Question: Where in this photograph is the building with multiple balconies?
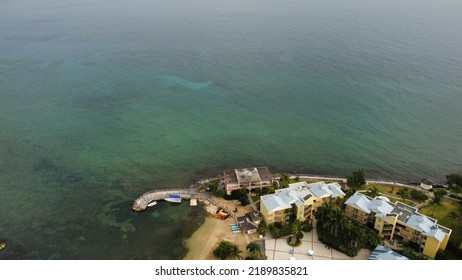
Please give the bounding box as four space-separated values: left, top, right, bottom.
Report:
260 181 345 224
345 192 452 259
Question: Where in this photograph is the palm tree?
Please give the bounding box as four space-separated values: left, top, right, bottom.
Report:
447 211 459 228
396 188 408 202
332 208 346 236
213 241 243 260
315 203 335 233
431 195 442 216
368 186 380 198
228 244 243 260
291 220 302 238
246 242 260 253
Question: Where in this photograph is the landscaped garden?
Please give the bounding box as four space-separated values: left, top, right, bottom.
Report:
315 203 381 257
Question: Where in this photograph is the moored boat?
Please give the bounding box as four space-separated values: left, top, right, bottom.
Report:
164 194 182 203
147 201 158 207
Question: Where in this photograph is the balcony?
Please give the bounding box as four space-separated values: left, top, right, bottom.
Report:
382 229 393 235
383 224 393 230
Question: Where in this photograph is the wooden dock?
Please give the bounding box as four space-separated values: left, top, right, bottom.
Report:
131 188 209 212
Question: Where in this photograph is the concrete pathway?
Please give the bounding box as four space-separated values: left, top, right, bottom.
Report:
264 223 370 260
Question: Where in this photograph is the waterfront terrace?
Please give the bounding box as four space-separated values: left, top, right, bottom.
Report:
223 167 272 195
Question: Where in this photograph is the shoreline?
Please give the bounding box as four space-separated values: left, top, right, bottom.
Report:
182 197 252 260
179 173 433 260
182 216 216 260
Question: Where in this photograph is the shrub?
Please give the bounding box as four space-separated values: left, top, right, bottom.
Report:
410 189 429 202
400 247 424 260
269 222 292 239
258 221 267 236
346 169 366 189
208 179 219 192
214 189 225 198
288 235 301 246
435 190 448 196
229 189 250 206
435 249 448 260
301 221 313 232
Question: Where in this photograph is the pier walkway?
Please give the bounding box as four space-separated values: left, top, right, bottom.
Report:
132 188 210 212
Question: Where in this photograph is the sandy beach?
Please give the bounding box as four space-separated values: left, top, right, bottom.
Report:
183 197 255 260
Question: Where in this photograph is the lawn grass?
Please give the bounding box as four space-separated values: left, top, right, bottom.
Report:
419 198 462 245
361 183 420 206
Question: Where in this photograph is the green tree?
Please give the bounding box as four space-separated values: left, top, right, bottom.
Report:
214 189 225 198
396 188 409 202
447 211 459 228
315 203 380 256
367 186 380 198
315 203 336 233
447 173 462 188
291 220 302 237
346 169 366 189
434 190 447 197
431 193 443 216
228 244 243 260
401 246 423 260
231 188 250 206
246 250 263 260
452 185 462 194
213 241 243 260
258 220 267 236
289 204 298 222
245 242 263 260
246 242 260 253
280 174 290 189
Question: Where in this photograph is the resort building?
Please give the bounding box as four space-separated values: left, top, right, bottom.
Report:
223 167 272 195
345 193 452 259
260 181 345 224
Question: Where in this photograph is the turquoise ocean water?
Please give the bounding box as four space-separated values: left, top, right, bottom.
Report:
1 0 461 259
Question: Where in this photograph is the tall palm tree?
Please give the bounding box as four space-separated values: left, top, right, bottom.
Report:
213 241 243 260
343 220 366 248
291 220 302 238
368 186 380 198
431 195 442 216
228 244 243 260
396 188 408 202
315 203 335 233
333 208 345 236
447 211 459 228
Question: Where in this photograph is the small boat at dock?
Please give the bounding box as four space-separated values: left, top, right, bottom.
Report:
147 201 158 207
164 194 182 203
